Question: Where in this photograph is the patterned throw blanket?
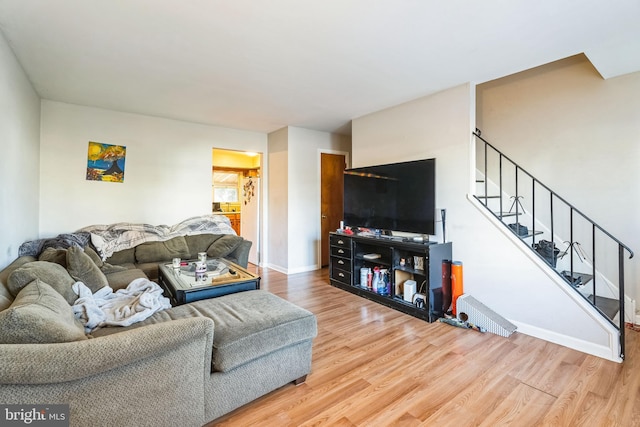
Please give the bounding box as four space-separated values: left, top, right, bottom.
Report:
19 215 236 260
79 215 236 260
18 232 92 257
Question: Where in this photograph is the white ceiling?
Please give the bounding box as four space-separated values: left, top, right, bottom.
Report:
1 1 639 136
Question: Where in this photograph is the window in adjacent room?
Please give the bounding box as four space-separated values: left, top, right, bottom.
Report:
212 171 240 202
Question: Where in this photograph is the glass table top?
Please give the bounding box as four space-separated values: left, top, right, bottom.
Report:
160 258 256 291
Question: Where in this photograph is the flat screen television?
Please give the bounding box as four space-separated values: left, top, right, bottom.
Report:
343 158 436 235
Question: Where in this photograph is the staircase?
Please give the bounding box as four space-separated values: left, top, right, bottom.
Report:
473 130 634 359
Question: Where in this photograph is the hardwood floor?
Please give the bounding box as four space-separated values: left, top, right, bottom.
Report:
208 267 640 426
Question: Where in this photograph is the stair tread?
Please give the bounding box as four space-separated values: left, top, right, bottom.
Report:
517 231 544 238
561 271 593 287
474 153 623 332
587 294 619 320
495 212 519 217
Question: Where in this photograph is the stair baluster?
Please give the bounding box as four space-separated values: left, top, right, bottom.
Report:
473 130 634 359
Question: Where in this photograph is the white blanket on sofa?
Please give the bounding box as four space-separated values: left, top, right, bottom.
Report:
79 214 236 260
72 279 171 333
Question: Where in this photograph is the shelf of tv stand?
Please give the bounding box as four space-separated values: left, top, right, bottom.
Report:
353 255 391 267
328 232 452 322
333 281 434 322
393 265 426 276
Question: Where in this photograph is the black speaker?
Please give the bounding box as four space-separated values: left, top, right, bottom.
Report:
441 259 452 314
430 287 443 318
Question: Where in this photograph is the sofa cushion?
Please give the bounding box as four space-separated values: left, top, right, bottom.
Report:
0 286 12 312
185 234 222 258
38 248 68 267
66 246 109 292
105 247 136 265
206 235 243 259
0 256 36 311
7 261 78 305
104 268 147 291
135 236 191 264
135 262 160 281
117 290 317 372
195 291 317 372
101 262 134 274
0 279 87 344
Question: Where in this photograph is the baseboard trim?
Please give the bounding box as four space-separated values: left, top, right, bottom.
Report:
512 320 622 363
264 263 319 275
287 264 320 275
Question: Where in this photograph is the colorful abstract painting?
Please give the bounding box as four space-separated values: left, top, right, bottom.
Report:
86 141 126 183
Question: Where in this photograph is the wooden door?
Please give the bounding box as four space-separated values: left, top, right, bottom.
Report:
321 153 346 267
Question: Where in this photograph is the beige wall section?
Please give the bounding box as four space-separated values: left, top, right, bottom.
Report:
477 54 640 304
352 83 613 358
39 101 267 236
267 127 289 272
288 127 351 273
0 30 41 269
267 126 351 274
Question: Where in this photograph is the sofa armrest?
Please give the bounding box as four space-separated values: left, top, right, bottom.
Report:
0 317 213 385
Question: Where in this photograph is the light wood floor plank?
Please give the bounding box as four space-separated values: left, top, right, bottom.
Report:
477 383 556 426
206 267 640 427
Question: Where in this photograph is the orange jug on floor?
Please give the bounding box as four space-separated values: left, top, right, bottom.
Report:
451 261 464 315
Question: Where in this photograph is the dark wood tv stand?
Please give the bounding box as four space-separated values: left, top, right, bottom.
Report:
329 232 452 322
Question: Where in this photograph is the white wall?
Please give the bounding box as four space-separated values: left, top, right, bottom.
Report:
0 30 41 269
477 55 640 304
39 101 267 236
352 83 614 359
267 127 289 271
267 126 351 273
353 84 475 247
288 127 351 273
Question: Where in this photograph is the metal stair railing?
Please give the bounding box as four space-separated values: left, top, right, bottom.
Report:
473 130 634 359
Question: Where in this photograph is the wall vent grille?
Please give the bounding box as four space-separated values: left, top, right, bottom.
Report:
457 294 517 337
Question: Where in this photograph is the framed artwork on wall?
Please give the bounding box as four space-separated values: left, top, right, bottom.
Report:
86 141 126 183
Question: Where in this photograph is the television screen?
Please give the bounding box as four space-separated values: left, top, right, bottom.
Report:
343 158 436 235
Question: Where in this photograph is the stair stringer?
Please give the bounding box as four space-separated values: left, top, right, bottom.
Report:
468 194 623 362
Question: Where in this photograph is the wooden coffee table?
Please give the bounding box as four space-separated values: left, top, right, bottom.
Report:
158 258 260 305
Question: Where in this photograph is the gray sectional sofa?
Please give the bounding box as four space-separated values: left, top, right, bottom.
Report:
99 233 253 284
0 236 318 426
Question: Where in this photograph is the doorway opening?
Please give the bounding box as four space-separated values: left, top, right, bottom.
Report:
212 148 262 266
320 151 348 267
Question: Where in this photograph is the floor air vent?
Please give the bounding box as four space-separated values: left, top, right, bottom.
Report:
457 294 517 337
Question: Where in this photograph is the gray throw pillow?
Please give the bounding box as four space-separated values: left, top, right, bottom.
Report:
0 256 36 311
206 235 243 258
38 248 68 267
0 279 87 344
8 261 77 305
84 247 104 268
66 246 109 293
